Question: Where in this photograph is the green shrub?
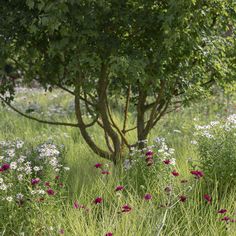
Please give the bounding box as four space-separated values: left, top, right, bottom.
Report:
194 114 236 189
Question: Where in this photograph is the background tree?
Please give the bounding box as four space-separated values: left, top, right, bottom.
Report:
0 0 236 163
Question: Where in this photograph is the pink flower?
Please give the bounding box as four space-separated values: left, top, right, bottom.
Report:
179 195 187 202
163 159 171 164
59 229 64 234
31 178 40 185
144 193 152 201
122 204 132 213
0 168 3 172
230 219 236 223
94 197 103 204
218 209 227 214
95 163 102 168
171 170 179 177
146 150 153 156
44 182 50 187
55 175 60 180
73 201 79 209
115 185 124 191
221 216 230 222
190 170 204 179
101 170 111 175
105 233 113 236
1 163 10 171
203 194 211 203
46 189 55 196
59 183 64 187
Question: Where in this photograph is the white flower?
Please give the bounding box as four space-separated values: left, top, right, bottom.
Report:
16 140 24 149
64 167 70 171
10 162 17 170
6 196 13 202
0 184 7 190
18 174 24 181
0 178 3 184
38 189 46 195
16 193 24 199
33 166 40 172
191 140 198 145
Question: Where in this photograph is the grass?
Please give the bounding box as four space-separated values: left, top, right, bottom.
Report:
0 88 235 236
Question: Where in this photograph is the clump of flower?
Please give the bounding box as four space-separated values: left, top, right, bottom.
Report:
0 139 69 209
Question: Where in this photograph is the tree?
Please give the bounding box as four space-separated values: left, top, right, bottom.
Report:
0 0 236 163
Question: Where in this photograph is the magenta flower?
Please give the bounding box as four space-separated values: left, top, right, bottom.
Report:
73 201 79 209
1 163 10 171
203 194 211 204
59 229 64 234
144 193 152 201
31 178 40 185
218 209 227 214
122 204 132 213
163 159 171 164
94 197 103 204
44 181 50 187
47 189 55 196
105 233 113 236
95 163 102 168
0 168 3 172
171 170 179 177
115 185 124 191
179 195 187 202
221 216 230 222
101 170 111 175
55 175 60 180
190 170 204 179
146 150 153 156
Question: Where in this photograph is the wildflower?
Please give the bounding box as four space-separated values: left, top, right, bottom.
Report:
171 170 179 177
1 163 10 171
59 229 64 234
122 204 132 213
44 182 50 187
163 159 171 164
10 162 17 170
95 163 102 168
6 196 13 202
94 197 103 204
190 170 204 179
144 193 152 201
203 194 211 204
0 178 3 184
146 150 153 157
31 178 40 185
101 170 111 175
221 216 230 222
73 201 79 209
55 175 60 180
179 195 187 202
218 209 227 214
105 233 113 236
59 183 64 187
47 189 55 196
115 185 124 191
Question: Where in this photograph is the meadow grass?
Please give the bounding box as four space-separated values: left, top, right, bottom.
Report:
0 89 235 236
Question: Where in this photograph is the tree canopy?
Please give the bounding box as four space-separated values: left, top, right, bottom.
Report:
0 0 236 162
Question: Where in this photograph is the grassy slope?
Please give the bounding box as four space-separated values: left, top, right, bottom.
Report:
0 89 235 236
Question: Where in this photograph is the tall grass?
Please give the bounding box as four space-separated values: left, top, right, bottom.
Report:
0 89 235 236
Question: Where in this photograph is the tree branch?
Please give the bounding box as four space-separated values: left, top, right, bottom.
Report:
0 96 79 127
